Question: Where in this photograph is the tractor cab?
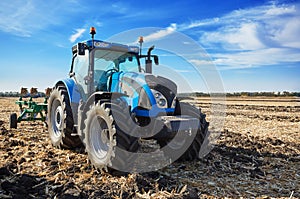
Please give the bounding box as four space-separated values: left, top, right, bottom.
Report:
68 27 174 118
69 28 157 95
69 38 141 95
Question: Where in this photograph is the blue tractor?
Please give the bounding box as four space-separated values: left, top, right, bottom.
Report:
47 27 208 171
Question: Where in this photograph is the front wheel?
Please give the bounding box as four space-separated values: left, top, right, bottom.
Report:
158 102 209 161
83 102 116 170
82 100 140 172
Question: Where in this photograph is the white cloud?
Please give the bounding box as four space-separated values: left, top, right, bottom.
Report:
189 59 213 66
205 3 299 50
69 28 86 43
0 0 80 37
227 23 265 50
201 22 265 50
142 23 177 43
178 2 300 70
95 21 103 27
265 4 296 15
179 18 220 30
174 69 194 73
213 48 300 70
0 1 35 37
270 17 300 48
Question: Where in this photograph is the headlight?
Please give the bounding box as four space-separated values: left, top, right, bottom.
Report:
158 98 166 107
151 89 168 108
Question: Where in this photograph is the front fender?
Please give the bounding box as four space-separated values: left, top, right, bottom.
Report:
85 92 127 106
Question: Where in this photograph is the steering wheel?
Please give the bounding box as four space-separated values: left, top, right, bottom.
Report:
105 68 118 77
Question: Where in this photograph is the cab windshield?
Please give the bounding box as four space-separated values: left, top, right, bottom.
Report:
93 49 139 73
93 49 140 91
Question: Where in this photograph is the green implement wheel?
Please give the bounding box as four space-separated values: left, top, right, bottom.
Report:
9 113 18 129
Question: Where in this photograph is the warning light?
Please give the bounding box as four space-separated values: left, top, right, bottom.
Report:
90 27 96 35
138 36 143 44
138 36 143 55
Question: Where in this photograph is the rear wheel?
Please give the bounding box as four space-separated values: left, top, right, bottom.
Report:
47 87 81 148
158 101 208 161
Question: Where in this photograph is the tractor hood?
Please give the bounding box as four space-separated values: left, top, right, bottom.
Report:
116 72 177 113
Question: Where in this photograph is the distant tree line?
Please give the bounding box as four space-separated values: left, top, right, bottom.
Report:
0 92 46 97
1 91 299 97
226 91 300 97
179 91 300 97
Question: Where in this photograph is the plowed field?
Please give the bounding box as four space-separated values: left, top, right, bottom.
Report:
0 97 299 198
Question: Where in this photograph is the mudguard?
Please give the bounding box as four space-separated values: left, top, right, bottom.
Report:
119 72 156 107
55 78 81 104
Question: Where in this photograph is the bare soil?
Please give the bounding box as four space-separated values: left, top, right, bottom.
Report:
0 97 299 198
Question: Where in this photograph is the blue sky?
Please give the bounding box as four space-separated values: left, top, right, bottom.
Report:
0 0 299 93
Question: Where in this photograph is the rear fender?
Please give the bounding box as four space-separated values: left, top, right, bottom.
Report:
55 78 81 104
54 78 82 125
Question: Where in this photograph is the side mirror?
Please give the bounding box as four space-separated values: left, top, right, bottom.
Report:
153 55 159 65
78 43 85 55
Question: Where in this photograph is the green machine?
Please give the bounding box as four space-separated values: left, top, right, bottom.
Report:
9 88 51 129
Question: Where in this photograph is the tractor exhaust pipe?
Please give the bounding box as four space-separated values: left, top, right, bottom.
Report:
146 45 155 74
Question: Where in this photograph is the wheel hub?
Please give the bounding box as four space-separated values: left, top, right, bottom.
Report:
51 99 64 138
90 116 110 159
55 106 63 129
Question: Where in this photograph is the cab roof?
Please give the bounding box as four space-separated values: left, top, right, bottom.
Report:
72 39 139 55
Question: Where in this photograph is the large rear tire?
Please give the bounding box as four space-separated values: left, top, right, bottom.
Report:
158 101 208 161
82 100 139 171
47 87 81 148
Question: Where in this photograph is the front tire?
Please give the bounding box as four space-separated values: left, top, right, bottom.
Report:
158 101 208 161
83 102 116 170
82 100 139 172
47 87 81 148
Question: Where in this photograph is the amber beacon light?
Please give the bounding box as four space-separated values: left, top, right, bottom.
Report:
90 27 96 35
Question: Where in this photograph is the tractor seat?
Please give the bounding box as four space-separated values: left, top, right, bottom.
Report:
94 70 108 91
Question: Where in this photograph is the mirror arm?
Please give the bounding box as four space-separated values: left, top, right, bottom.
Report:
69 54 77 77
